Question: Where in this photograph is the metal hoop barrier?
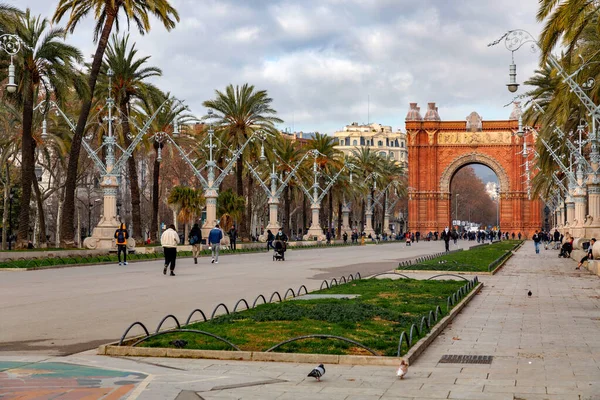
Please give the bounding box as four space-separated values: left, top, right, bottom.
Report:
320 280 330 290
347 274 354 281
425 273 469 281
355 272 361 279
118 322 150 346
252 294 267 308
233 298 250 312
155 314 181 333
396 331 411 357
185 309 208 325
330 278 338 287
297 285 308 295
435 305 443 320
210 303 230 320
131 329 242 351
269 291 282 303
265 334 380 356
284 288 296 299
340 275 347 284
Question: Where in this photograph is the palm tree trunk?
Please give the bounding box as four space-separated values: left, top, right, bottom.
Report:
151 146 161 242
61 14 116 247
284 185 290 237
236 156 244 196
302 194 307 235
245 174 253 239
2 177 8 250
361 200 365 232
337 200 342 239
328 191 333 234
32 168 47 248
120 101 142 241
382 190 387 234
17 84 34 248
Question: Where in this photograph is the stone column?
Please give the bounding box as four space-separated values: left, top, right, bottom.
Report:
201 188 218 239
383 212 391 235
565 196 575 233
587 184 600 224
364 192 375 237
84 174 132 249
304 203 324 240
341 203 351 233
266 198 280 230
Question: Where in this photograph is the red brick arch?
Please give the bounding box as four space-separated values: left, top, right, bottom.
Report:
406 106 542 237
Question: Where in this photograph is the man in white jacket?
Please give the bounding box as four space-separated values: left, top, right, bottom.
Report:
161 224 179 276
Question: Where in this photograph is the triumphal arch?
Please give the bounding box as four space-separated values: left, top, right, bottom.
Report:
405 102 542 236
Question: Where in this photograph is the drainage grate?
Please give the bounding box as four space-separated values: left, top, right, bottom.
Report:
439 355 493 364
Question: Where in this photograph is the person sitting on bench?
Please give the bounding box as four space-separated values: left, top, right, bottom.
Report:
577 238 596 270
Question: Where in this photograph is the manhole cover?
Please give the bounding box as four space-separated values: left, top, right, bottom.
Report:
292 294 360 300
439 355 493 364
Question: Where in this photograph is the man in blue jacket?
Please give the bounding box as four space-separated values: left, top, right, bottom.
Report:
208 223 223 264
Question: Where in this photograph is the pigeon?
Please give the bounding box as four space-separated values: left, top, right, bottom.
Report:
308 364 325 381
527 290 532 297
170 339 188 348
396 360 409 379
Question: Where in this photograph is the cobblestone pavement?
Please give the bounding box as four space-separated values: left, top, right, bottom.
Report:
2 241 599 399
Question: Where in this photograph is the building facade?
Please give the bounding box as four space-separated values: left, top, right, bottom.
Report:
333 123 407 166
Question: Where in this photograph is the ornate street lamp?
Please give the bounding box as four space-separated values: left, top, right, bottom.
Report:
0 34 21 93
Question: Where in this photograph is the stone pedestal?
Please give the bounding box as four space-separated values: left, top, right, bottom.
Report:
341 204 351 234
201 189 218 239
364 211 375 237
565 200 575 233
383 213 391 235
259 199 281 242
304 203 325 240
572 193 587 238
84 177 135 250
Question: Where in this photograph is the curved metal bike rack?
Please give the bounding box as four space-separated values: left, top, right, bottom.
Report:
320 280 330 290
297 285 308 295
265 334 380 356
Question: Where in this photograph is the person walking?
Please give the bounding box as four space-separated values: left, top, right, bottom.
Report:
208 223 223 264
343 231 348 244
532 230 541 254
577 238 595 269
266 229 275 251
188 223 202 264
275 227 288 242
161 224 179 276
441 226 451 252
114 223 129 266
228 225 238 251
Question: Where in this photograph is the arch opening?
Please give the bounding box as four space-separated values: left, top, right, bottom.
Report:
450 164 499 230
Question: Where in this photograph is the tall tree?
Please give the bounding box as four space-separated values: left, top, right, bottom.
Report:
202 84 283 238
53 0 179 247
167 185 204 243
101 34 161 242
11 10 86 248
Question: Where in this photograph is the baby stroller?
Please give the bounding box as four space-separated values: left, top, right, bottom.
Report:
273 240 286 261
558 241 573 258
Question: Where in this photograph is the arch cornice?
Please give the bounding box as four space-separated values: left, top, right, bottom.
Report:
439 152 509 193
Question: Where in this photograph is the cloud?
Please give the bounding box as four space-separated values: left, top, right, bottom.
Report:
15 0 542 133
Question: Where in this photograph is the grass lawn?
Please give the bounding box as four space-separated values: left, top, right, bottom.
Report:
398 240 522 272
136 278 470 356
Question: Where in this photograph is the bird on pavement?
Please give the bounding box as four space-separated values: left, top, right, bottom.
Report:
396 360 409 379
527 290 532 297
308 364 325 381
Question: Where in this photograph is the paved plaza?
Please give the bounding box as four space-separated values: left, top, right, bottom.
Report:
2 241 600 399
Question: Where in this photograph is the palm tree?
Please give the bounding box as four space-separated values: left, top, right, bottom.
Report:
0 3 22 33
350 147 380 231
377 157 405 233
167 185 204 244
217 188 245 233
101 34 161 242
53 0 179 247
274 136 305 236
306 133 344 231
202 84 283 238
11 10 86 248
537 0 600 62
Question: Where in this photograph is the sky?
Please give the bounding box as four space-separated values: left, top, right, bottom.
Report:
14 0 541 134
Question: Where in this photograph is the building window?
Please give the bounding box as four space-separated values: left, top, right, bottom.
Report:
389 151 394 159
401 141 405 148
378 140 383 147
379 151 387 158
